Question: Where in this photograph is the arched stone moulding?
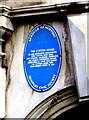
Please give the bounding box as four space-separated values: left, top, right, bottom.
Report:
25 85 78 119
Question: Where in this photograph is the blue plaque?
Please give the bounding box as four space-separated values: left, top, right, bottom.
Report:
23 24 62 92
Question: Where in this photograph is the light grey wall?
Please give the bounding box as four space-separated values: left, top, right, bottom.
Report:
87 13 89 93
5 20 73 118
0 0 88 118
68 13 88 99
0 0 87 8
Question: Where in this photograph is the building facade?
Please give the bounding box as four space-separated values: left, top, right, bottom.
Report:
0 0 89 119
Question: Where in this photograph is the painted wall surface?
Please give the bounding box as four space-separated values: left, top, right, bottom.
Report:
5 13 88 117
0 0 88 118
87 13 89 84
68 13 88 98
0 0 87 8
0 68 5 118
5 20 73 118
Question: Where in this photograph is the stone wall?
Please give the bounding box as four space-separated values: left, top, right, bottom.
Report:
0 0 86 8
68 13 88 98
0 0 88 118
5 19 72 118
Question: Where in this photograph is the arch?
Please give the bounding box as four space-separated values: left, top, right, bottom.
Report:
25 85 79 119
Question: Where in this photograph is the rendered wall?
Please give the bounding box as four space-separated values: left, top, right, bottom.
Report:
5 14 88 118
68 13 88 98
0 0 87 8
0 0 88 118
5 19 74 118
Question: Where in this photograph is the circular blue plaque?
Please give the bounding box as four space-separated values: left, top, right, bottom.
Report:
23 24 62 92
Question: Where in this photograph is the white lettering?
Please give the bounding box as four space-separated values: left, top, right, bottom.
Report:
26 48 59 68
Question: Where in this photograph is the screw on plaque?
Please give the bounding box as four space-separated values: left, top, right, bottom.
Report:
59 55 62 57
24 58 26 61
41 23 44 26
